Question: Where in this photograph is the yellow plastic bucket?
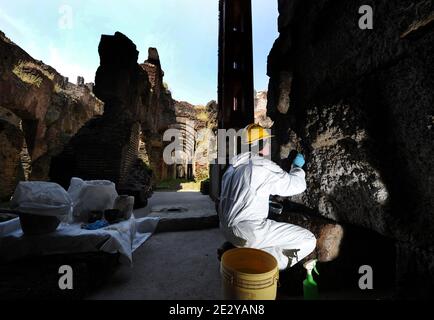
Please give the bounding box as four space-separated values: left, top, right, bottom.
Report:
220 248 279 300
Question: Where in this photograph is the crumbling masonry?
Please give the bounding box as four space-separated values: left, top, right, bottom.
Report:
50 32 152 207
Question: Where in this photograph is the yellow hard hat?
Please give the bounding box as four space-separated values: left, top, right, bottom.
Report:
242 124 274 145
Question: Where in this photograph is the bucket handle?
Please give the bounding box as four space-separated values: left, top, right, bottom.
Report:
274 274 280 287
222 269 279 289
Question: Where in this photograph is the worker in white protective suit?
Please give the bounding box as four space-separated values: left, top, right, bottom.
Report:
218 124 317 270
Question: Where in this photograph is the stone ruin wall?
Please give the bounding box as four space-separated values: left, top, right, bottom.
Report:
267 0 433 297
0 30 103 201
139 51 217 183
138 48 176 182
49 32 153 206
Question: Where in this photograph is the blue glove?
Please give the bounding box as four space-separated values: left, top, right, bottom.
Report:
292 153 305 168
82 219 109 230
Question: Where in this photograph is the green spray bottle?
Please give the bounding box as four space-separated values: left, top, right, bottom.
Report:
303 259 319 300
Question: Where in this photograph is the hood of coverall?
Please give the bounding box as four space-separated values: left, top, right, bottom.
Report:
231 152 253 168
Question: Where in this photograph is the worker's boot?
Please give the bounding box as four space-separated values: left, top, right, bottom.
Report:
217 241 236 261
282 249 300 268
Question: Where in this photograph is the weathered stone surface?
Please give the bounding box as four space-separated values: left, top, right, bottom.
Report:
49 32 156 205
95 32 148 119
0 30 103 195
276 71 292 114
50 33 151 201
118 159 153 209
267 0 433 298
254 91 274 128
50 113 142 185
270 208 343 262
139 49 176 181
303 103 390 235
195 101 218 180
139 50 217 182
0 119 24 201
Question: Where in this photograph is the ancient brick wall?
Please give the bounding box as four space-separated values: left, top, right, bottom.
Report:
120 122 141 185
50 32 151 203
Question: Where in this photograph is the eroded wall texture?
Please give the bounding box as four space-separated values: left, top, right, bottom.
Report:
49 32 153 207
0 31 103 201
267 0 433 297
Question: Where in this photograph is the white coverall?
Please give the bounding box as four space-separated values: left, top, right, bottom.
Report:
218 152 316 270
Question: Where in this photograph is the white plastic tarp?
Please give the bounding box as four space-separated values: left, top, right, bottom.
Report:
10 181 73 217
0 215 159 266
68 178 118 222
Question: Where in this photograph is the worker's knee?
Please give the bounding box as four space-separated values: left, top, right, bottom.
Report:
278 257 290 270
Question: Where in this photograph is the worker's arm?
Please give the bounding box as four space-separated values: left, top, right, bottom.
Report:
264 152 307 197
269 166 307 197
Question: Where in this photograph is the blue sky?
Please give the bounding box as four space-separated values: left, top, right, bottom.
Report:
0 0 278 105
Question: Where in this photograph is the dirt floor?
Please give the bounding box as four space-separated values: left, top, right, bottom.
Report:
88 228 225 300
88 191 223 300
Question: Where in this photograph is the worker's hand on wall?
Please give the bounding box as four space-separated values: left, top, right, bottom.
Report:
292 153 305 168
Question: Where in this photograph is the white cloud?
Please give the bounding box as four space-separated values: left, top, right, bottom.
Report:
47 45 96 84
0 8 44 58
0 9 30 37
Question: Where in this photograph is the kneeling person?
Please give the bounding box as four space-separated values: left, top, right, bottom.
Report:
218 124 316 270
